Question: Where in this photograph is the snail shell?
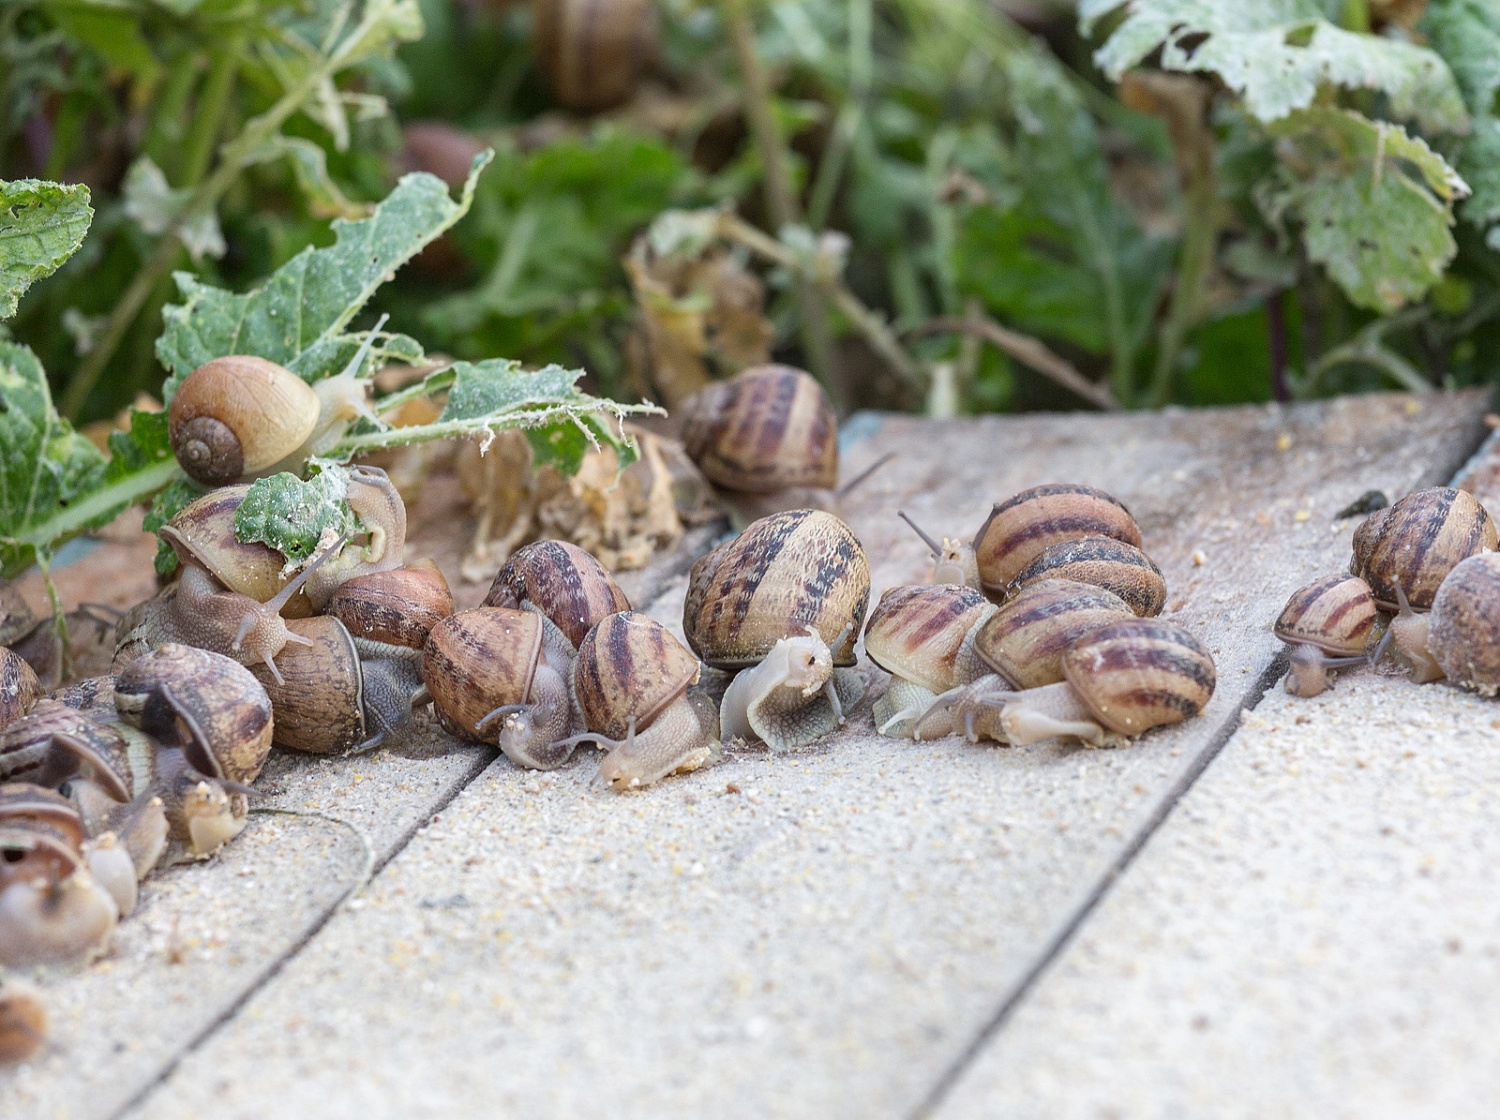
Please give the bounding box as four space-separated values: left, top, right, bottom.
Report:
159 485 314 616
1 648 42 732
679 365 839 495
327 560 455 658
974 578 1136 691
0 581 36 647
483 540 630 650
684 509 870 670
1006 536 1166 617
1429 553 1500 695
863 585 997 737
1060 618 1216 735
168 356 320 486
573 612 700 742
1274 574 1376 656
973 484 1143 602
1350 486 1497 611
533 0 660 113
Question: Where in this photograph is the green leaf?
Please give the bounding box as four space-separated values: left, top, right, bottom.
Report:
156 150 495 399
1083 0 1468 131
144 477 208 577
1266 109 1468 312
235 465 361 564
439 360 585 421
1421 0 1500 238
0 179 93 320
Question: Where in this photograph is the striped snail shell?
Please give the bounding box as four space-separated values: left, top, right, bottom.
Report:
1428 553 1500 695
250 616 373 755
168 356 320 486
862 585 997 738
679 365 839 496
158 485 315 616
327 560 455 659
972 484 1143 602
1060 619 1216 735
483 540 630 650
1006 536 1166 617
973 578 1136 691
1274 574 1377 697
533 0 660 112
684 509 869 669
0 649 42 733
1351 486 1496 612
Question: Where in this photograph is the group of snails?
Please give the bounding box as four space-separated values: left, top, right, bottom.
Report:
1274 486 1500 698
0 355 1222 1066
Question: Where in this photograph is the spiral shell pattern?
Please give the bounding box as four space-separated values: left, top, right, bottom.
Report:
573 612 700 741
1273 574 1375 656
1007 536 1165 617
679 365 838 494
1351 487 1497 611
863 584 996 694
974 578 1135 690
483 540 629 649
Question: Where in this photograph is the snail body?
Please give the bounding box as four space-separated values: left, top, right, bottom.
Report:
570 612 720 789
1274 574 1376 696
1351 486 1496 612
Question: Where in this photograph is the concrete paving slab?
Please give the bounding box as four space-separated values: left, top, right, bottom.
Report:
97 391 1490 1120
928 408 1500 1120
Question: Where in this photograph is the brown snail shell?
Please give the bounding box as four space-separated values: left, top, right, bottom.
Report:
973 484 1143 602
1429 553 1500 695
114 644 274 786
1061 618 1216 735
0 700 136 799
423 608 544 743
1 648 42 732
168 356 320 485
533 0 660 113
327 560 454 655
1351 486 1497 611
483 540 630 650
250 616 365 754
160 485 314 617
573 612 700 742
684 509 870 670
0 783 85 852
1274 574 1376 656
1006 536 1166 617
679 366 838 495
863 585 997 696
974 578 1136 691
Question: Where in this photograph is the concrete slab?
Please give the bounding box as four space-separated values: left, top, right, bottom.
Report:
87 391 1490 1120
927 407 1500 1120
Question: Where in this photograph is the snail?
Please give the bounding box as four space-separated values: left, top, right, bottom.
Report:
250 615 427 754
1381 553 1500 692
1006 536 1166 617
168 328 385 487
967 618 1216 747
0 980 47 1064
423 607 580 770
564 612 721 789
0 861 117 969
0 783 141 915
1273 574 1377 696
2 647 43 730
533 0 660 113
862 584 997 738
302 465 408 610
897 513 981 588
0 580 36 647
1351 486 1496 612
482 539 630 651
684 509 870 751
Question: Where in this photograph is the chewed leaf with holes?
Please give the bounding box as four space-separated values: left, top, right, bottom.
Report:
0 179 93 320
235 465 361 564
1081 0 1467 130
1265 109 1469 312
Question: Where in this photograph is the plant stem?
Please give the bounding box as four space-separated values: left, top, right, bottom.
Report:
1148 162 1216 407
329 403 665 456
719 0 840 403
63 13 390 420
20 458 183 560
917 315 1119 410
180 42 241 187
1267 289 1290 402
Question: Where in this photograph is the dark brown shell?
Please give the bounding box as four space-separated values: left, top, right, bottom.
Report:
483 541 630 649
169 356 319 485
160 486 314 617
1429 553 1500 693
250 616 365 754
863 584 996 694
534 0 660 113
0 700 136 800
684 509 870 669
679 366 838 494
0 649 42 731
573 612 700 741
975 578 1135 690
1007 536 1166 617
327 560 454 653
1274 574 1376 656
1351 487 1497 611
973 484 1143 602
422 608 542 742
114 644 274 785
48 675 116 717
1062 619 1216 735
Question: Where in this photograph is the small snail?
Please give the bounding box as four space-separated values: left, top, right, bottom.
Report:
898 513 981 588
566 612 720 789
0 980 47 1064
0 580 36 647
972 484 1144 603
302 465 408 610
423 608 579 770
1273 574 1376 696
533 0 660 113
684 510 869 751
0 785 140 913
863 584 997 738
1006 536 1166 617
1351 486 1496 612
482 540 630 651
250 615 427 754
1385 553 1500 693
1 647 42 731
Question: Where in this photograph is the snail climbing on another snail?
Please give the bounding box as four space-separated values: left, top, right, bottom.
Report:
1378 553 1500 693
